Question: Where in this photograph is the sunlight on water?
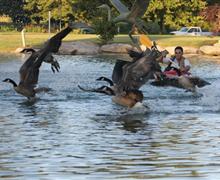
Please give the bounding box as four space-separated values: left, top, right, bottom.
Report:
0 54 220 179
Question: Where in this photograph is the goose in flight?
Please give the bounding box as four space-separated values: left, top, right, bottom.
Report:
3 23 88 99
78 47 164 108
20 47 60 73
125 47 211 92
109 0 150 49
151 74 211 92
110 0 150 31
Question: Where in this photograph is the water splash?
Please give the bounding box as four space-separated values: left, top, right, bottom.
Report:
199 79 220 112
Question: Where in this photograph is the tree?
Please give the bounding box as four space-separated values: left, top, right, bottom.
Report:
206 0 220 5
24 0 73 28
145 0 207 33
0 0 28 31
67 0 109 23
201 5 220 32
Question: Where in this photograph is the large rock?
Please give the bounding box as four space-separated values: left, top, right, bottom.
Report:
200 45 220 56
15 47 25 53
100 43 133 53
183 46 199 54
213 40 220 47
59 41 100 55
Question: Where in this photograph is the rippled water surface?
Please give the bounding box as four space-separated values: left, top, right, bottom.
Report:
1 53 220 180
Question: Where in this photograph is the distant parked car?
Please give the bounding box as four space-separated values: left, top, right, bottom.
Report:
80 27 95 34
170 27 213 36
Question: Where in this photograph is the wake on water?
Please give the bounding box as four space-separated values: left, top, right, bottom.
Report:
199 79 220 112
124 77 220 115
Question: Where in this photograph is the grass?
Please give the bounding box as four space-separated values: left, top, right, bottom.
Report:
0 31 219 53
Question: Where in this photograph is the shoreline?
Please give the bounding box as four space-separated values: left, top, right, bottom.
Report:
2 40 220 58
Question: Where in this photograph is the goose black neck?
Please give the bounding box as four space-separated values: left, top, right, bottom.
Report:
9 79 17 87
103 77 114 86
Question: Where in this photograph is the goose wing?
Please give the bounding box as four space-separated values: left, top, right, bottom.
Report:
112 59 129 85
109 0 129 14
19 26 73 88
119 56 154 90
118 51 161 90
150 76 182 88
188 77 211 88
42 26 72 53
19 50 48 88
112 49 146 85
129 0 150 18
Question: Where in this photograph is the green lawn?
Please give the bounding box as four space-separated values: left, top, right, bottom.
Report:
0 31 219 53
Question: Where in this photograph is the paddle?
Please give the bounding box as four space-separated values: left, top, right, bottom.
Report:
139 34 180 71
139 34 152 49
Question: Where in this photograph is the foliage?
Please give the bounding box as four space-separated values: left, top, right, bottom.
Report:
0 0 218 33
0 15 12 23
93 18 117 44
144 21 161 34
145 0 207 33
68 0 108 23
24 0 73 27
0 23 15 32
91 6 118 44
0 0 28 31
206 0 220 5
201 5 220 32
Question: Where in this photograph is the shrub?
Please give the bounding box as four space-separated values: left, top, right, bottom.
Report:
0 23 16 32
93 19 117 44
144 21 161 34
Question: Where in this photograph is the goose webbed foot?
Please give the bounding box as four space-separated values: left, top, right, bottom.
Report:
51 59 60 73
44 54 60 73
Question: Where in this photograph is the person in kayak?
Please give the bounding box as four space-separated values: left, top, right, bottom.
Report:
159 46 191 77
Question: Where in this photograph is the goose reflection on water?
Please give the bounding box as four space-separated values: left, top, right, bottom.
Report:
117 114 148 133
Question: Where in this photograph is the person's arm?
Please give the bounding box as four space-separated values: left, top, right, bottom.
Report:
157 57 171 64
156 50 169 63
180 58 191 73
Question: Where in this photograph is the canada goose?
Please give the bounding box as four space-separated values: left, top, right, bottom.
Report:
109 0 150 33
129 47 211 92
112 89 144 108
96 76 114 86
78 85 115 96
3 23 88 99
151 74 211 92
109 0 150 49
78 47 163 108
20 47 60 73
116 48 163 92
97 1 150 50
20 47 36 54
78 83 143 108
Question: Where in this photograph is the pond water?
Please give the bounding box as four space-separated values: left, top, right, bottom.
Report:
0 53 220 180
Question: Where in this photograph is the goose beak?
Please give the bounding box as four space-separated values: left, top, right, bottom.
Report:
96 77 103 81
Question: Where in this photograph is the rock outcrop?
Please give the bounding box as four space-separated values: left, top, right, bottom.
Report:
15 40 220 56
200 45 220 56
100 43 133 53
59 41 100 55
